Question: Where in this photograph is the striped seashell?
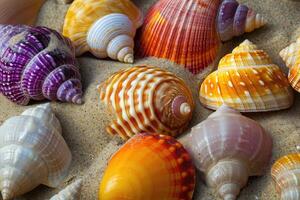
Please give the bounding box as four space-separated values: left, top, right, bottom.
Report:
50 179 83 200
138 0 266 74
98 66 194 140
271 153 300 200
63 0 143 63
199 40 294 112
99 133 195 200
181 105 273 200
280 37 300 92
0 104 72 200
0 25 83 105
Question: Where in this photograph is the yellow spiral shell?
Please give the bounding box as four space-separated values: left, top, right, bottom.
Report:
98 66 194 140
199 40 294 112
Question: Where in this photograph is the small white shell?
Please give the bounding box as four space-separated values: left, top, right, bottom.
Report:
50 179 83 200
0 104 72 200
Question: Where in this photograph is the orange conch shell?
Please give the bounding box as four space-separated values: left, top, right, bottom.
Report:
98 66 194 140
99 133 196 200
199 40 294 112
271 153 300 200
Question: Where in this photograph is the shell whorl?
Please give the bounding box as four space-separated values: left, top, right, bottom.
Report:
0 25 83 105
182 105 273 200
63 0 143 63
271 153 300 200
98 66 194 140
217 0 266 41
199 40 294 112
50 179 83 200
0 104 72 200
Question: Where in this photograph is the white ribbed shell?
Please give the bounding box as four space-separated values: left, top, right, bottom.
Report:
50 179 82 200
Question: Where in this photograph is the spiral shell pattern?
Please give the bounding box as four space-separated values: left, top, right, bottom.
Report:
50 179 82 200
0 25 83 105
98 66 194 140
272 153 300 200
199 40 294 112
99 133 195 200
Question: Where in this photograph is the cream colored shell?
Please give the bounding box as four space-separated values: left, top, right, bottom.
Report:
50 179 83 200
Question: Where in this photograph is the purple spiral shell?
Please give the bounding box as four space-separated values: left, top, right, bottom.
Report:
0 25 83 105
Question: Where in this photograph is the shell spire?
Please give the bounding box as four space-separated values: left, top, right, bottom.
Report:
181 105 273 200
63 0 143 63
50 179 83 200
199 40 294 112
0 104 72 199
217 0 266 41
0 25 83 105
98 66 194 140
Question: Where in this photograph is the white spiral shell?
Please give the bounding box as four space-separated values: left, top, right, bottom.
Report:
50 179 83 200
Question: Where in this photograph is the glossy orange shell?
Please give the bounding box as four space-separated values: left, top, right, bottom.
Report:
99 133 196 200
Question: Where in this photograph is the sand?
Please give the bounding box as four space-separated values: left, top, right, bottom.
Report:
0 0 300 199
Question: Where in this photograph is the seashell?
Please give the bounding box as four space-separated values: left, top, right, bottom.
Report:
0 25 83 105
58 0 73 4
0 0 45 25
280 37 300 93
137 0 266 74
50 179 83 200
63 0 143 63
199 40 294 112
97 65 194 140
99 133 195 200
181 105 273 200
271 153 300 200
0 104 72 200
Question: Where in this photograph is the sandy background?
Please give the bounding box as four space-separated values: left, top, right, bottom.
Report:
0 0 300 199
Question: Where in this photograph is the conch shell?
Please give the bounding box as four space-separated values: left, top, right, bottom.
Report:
0 0 45 25
99 133 195 200
98 65 194 140
0 25 83 105
181 105 273 200
280 37 300 93
138 0 266 74
199 40 294 112
63 0 143 63
50 179 83 200
271 153 300 200
0 104 72 200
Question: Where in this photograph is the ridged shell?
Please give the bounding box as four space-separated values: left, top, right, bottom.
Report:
50 179 83 200
0 25 83 105
99 133 195 200
280 37 300 92
138 0 266 74
199 40 294 112
271 153 300 200
181 105 273 200
98 66 194 140
0 104 72 200
63 0 143 63
0 0 44 25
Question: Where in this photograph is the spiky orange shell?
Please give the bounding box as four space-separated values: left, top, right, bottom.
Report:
98 66 194 140
199 40 294 112
99 133 196 200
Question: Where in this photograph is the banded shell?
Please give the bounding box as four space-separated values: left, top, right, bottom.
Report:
98 66 194 140
199 40 294 112
0 104 72 200
181 105 273 200
99 133 195 200
0 0 44 25
138 0 266 74
271 153 300 200
50 179 83 200
0 25 83 105
63 0 143 63
280 37 300 93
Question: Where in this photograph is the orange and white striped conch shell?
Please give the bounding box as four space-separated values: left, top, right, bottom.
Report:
98 66 194 140
199 40 294 112
99 133 196 200
63 0 143 63
280 37 300 93
271 153 300 200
